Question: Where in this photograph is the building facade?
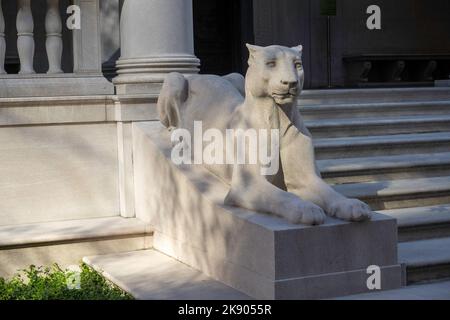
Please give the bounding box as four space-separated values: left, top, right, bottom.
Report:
0 0 449 224
1 0 449 94
1 0 450 294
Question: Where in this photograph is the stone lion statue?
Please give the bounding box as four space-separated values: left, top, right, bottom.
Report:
157 44 372 225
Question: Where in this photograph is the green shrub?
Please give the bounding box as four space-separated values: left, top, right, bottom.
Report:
0 263 133 300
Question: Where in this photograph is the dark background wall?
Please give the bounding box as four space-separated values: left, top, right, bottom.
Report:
332 0 450 87
193 0 254 76
253 0 314 86
194 0 450 88
253 0 450 88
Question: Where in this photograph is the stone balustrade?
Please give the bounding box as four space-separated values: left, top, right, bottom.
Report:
0 0 113 98
0 0 64 75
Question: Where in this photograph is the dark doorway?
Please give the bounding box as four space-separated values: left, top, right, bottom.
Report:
193 0 254 76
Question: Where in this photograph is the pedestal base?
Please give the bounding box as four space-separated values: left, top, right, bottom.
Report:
132 121 403 299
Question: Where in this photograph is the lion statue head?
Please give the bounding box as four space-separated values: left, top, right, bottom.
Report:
244 44 305 106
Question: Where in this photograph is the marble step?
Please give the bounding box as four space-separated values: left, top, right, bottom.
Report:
0 217 153 279
319 152 450 184
314 132 450 160
306 115 450 138
399 237 450 285
299 100 450 121
84 249 450 300
298 87 450 106
379 204 450 242
333 176 450 211
336 279 450 300
83 250 250 300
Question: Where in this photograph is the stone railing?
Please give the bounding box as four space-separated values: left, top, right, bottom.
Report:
0 0 65 74
0 0 113 98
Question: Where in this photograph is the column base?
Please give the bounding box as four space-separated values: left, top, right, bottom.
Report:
113 55 200 95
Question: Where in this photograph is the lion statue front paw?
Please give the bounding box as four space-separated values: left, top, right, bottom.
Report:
284 201 326 225
327 198 373 222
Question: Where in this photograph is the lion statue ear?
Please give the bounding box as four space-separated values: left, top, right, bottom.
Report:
246 43 263 54
291 45 303 54
246 43 264 64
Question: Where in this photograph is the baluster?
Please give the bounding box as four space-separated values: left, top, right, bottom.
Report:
46 0 62 74
0 1 6 74
17 0 35 74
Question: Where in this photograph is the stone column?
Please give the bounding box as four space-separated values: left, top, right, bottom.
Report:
113 0 199 219
114 0 200 95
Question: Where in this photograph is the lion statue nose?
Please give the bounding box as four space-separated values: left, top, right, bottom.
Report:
280 79 298 88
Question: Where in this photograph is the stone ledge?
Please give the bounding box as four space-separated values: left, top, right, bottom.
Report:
299 87 450 105
335 279 450 300
83 250 251 300
110 94 159 122
0 74 114 98
0 217 153 249
0 93 161 126
0 95 115 126
1 238 152 279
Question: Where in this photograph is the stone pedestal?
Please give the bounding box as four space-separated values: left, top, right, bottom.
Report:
132 122 403 300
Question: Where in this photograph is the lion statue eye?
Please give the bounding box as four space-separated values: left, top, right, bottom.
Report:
266 61 276 68
295 62 303 70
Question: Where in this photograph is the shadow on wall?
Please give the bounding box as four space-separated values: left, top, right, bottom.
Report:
0 112 121 227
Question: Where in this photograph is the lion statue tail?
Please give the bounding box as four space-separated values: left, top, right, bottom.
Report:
157 72 189 130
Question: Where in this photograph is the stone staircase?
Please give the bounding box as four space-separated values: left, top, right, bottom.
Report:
4 87 449 299
300 87 450 288
83 87 450 300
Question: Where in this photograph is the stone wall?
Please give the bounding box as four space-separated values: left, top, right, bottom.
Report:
0 123 120 226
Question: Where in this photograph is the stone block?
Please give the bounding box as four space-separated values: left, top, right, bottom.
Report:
0 123 120 225
132 121 403 299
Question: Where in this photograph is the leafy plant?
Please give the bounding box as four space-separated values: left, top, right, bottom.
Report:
0 263 133 300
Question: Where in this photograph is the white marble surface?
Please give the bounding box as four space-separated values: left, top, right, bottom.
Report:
337 280 450 300
84 250 251 300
